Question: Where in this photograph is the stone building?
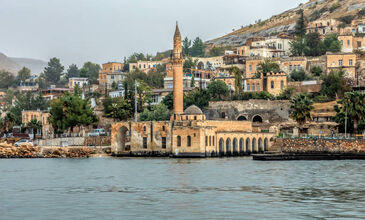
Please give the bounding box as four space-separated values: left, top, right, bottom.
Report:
99 62 125 90
129 60 167 73
326 53 357 78
244 72 287 96
68 77 88 89
111 24 276 157
22 110 53 139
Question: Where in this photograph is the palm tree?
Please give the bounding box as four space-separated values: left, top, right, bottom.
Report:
290 93 314 133
27 119 42 139
337 92 365 134
257 59 280 74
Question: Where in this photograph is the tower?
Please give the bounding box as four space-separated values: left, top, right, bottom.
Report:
172 22 184 119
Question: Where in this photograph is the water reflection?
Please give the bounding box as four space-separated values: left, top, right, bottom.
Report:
1 158 365 219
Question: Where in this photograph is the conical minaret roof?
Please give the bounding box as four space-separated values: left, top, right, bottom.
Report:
174 22 181 40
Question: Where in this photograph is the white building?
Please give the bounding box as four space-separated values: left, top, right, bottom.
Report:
68 77 89 89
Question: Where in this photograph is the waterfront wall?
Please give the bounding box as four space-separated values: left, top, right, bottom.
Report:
274 138 365 153
0 145 92 158
37 136 111 147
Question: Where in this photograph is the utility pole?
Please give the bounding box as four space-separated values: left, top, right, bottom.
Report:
345 106 348 139
134 80 139 122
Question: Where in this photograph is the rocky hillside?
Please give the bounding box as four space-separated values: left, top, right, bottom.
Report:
206 0 365 47
0 52 47 75
0 52 21 74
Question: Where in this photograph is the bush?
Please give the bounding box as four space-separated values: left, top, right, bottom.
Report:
311 66 323 77
290 69 312 81
329 2 340 13
338 15 355 25
313 95 333 103
276 88 294 100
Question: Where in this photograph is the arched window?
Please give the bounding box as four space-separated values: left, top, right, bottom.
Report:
271 81 274 89
252 84 255 91
264 138 269 151
257 83 260 91
252 138 257 152
143 126 146 132
187 136 191 147
280 80 284 89
209 136 212 146
162 126 165 131
177 136 181 147
247 84 250 91
246 138 251 153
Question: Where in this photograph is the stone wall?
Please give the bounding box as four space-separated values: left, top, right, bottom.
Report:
206 100 291 124
38 137 85 147
0 146 92 158
273 138 365 153
84 136 111 146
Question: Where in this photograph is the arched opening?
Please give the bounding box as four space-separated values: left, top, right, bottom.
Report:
252 138 257 153
246 138 251 154
219 138 224 156
264 138 269 151
258 138 263 152
226 138 231 156
239 138 244 155
177 136 181 147
187 136 191 147
252 115 263 123
116 126 129 153
233 138 238 156
237 115 248 121
197 62 204 70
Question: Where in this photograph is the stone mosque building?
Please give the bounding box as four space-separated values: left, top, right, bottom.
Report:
111 24 276 157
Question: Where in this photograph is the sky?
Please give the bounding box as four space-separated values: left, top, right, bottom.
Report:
0 0 306 67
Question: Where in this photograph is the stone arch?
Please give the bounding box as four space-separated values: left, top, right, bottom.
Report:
233 138 238 156
237 115 248 121
252 138 257 153
264 138 269 151
239 138 244 155
197 62 205 70
219 138 224 156
226 138 231 156
116 126 129 153
246 138 251 153
258 138 263 152
252 115 263 123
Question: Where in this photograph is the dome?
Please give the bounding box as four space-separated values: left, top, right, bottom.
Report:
184 105 203 115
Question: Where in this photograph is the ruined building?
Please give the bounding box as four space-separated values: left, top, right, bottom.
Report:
111 24 276 157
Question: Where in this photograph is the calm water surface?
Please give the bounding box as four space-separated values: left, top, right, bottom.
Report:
1 158 365 220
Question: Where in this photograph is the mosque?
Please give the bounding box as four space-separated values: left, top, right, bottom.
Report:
111 24 276 157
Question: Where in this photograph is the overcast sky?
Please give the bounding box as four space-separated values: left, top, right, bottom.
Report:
0 0 306 67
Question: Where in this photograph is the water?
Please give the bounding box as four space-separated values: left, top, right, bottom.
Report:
1 158 365 220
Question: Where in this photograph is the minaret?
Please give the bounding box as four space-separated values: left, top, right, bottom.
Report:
172 22 184 119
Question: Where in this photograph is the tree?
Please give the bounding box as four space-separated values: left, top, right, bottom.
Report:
146 69 164 88
182 37 191 56
290 93 314 132
66 64 80 79
323 34 341 53
231 67 243 95
17 67 31 82
190 37 205 57
277 88 294 100
208 46 225 57
183 57 198 72
103 97 132 121
27 119 42 137
290 37 307 56
184 88 210 110
49 90 97 135
336 92 365 134
321 70 350 99
80 62 101 84
207 80 229 100
43 57 64 85
311 66 323 77
290 68 311 81
305 32 325 56
257 59 280 74
295 9 306 37
162 92 173 110
140 103 171 121
190 74 195 88
0 70 16 89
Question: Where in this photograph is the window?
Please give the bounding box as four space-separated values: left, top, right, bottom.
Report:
209 136 211 146
278 43 282 49
221 112 226 119
205 136 208 146
339 59 343 66
162 137 166 149
143 137 147 149
281 80 284 90
252 84 255 91
194 116 197 120
111 75 114 79
177 136 181 147
257 83 260 91
143 126 146 132
213 137 215 146
247 84 250 91
152 95 158 104
347 40 350 46
358 41 362 47
271 81 274 89
188 136 192 147
349 59 353 66
289 65 292 71
249 65 252 71
340 40 343 45
144 64 146 68
162 126 165 131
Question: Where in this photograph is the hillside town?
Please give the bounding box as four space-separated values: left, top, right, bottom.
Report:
1 1 365 157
